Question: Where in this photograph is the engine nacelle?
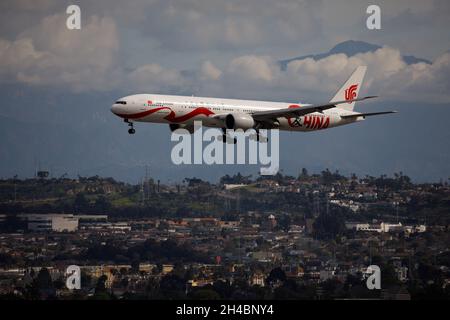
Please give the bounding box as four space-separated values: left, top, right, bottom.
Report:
225 113 255 130
169 123 195 134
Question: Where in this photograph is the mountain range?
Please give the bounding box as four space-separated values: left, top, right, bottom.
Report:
279 40 431 70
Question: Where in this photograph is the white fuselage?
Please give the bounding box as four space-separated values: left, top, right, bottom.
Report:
110 94 363 132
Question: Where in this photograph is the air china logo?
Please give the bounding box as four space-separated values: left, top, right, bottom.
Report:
289 115 330 129
286 105 330 129
345 84 358 102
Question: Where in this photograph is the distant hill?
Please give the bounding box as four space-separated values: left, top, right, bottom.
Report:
279 40 432 70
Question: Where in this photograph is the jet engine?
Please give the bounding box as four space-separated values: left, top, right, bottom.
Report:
225 113 255 130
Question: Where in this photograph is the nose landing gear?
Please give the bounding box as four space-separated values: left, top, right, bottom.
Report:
125 119 135 134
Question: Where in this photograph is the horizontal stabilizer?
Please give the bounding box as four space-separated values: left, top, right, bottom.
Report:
340 111 397 119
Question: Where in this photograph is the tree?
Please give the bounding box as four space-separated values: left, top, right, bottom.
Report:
298 168 309 180
35 268 53 290
95 275 108 294
190 288 221 300
94 195 112 212
220 173 252 185
276 214 292 232
25 268 55 300
1 214 26 232
172 263 187 279
160 274 186 299
74 193 89 212
146 277 162 299
313 210 346 240
266 267 286 285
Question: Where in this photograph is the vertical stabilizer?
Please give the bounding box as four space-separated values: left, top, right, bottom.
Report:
330 66 367 111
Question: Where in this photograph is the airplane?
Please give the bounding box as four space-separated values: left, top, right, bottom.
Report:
111 66 396 141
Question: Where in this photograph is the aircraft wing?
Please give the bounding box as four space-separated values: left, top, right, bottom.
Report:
251 96 377 121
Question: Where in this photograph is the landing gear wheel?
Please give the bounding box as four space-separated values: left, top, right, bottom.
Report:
220 134 237 144
125 119 135 134
227 135 237 144
255 130 269 143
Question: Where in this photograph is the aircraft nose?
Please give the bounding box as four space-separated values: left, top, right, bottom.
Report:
111 104 120 115
111 99 127 116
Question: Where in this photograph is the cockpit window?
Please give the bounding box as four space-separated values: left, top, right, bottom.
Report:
115 101 127 105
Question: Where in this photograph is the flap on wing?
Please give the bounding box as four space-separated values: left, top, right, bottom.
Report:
252 96 377 120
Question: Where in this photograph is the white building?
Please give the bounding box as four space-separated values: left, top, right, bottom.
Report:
224 184 247 190
380 222 403 233
19 214 79 232
345 222 372 231
346 221 427 234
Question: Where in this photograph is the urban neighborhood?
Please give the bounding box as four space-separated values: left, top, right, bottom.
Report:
0 170 449 300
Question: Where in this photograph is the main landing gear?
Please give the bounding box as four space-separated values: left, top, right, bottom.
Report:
220 128 237 144
253 130 268 143
219 128 268 143
125 119 135 134
253 126 269 142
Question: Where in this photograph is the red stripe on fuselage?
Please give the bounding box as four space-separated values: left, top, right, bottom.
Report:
114 106 214 122
115 107 168 119
165 107 214 123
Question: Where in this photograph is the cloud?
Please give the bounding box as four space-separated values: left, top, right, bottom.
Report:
0 1 448 103
0 13 120 91
127 0 323 51
193 47 450 103
0 10 192 94
380 52 450 102
282 47 408 94
1 0 448 59
127 63 187 92
200 61 222 81
227 55 277 83
1 11 449 105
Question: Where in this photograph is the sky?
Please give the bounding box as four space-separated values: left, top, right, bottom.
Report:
0 0 449 183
